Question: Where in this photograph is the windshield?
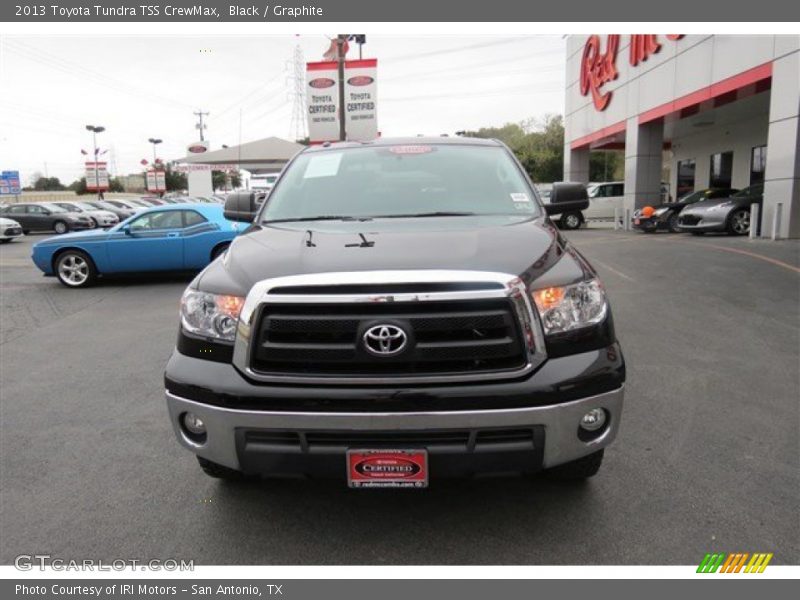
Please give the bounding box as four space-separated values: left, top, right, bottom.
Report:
733 184 763 198
679 190 705 203
75 202 98 210
261 144 540 223
55 203 81 212
47 204 68 213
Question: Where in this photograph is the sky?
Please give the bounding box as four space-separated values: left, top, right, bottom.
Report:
0 34 565 185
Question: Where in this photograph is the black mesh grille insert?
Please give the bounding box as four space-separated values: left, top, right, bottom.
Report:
242 427 539 450
250 298 527 377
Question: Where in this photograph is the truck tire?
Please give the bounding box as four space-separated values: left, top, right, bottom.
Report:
197 456 248 480
545 449 604 480
559 211 582 230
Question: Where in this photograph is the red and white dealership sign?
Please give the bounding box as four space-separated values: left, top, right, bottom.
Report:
344 59 378 142
306 59 378 143
306 61 341 142
580 35 683 111
146 169 166 193
84 161 109 191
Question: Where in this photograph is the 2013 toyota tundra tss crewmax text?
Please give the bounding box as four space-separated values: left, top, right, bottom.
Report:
164 137 625 487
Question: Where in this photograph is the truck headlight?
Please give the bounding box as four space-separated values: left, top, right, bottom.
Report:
181 289 245 342
652 207 669 217
531 279 608 335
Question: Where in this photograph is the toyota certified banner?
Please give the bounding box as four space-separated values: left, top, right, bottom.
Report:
344 59 378 141
84 161 109 191
146 169 165 193
306 61 340 143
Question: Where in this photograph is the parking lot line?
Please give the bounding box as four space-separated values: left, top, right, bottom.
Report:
695 243 800 274
588 258 636 282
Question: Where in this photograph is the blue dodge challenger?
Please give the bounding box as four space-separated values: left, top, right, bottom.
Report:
31 203 243 288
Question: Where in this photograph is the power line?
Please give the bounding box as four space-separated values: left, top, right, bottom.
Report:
381 37 534 63
3 39 195 112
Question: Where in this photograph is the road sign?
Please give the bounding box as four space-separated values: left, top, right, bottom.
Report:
0 170 21 195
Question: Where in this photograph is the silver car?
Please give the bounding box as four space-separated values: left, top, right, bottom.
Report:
0 216 24 243
678 184 764 236
49 201 119 228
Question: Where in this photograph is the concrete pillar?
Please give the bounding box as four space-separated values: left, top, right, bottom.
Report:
762 50 800 239
623 117 664 213
564 144 590 183
188 169 213 197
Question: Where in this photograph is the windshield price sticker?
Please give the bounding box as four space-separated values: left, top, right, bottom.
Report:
389 145 434 155
511 193 530 203
303 153 343 179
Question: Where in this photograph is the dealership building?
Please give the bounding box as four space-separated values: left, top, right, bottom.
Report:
564 35 800 238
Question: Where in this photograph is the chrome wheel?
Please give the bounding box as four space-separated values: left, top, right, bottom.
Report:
730 209 750 235
57 254 90 286
54 221 68 234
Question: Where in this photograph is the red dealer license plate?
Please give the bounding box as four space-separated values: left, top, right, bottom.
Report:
347 449 428 488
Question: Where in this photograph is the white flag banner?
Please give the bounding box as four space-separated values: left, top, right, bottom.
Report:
147 170 166 193
344 59 378 142
306 61 340 143
85 161 109 191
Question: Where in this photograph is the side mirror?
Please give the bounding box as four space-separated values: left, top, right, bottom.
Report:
121 224 131 235
223 192 259 223
543 182 590 216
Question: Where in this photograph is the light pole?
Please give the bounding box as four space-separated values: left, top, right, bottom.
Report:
148 138 163 196
85 125 105 199
147 138 162 165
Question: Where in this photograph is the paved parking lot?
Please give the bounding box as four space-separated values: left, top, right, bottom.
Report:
1 227 798 565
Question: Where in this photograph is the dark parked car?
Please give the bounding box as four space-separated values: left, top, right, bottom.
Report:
82 200 137 221
0 202 95 234
165 138 625 486
632 188 738 233
678 184 764 235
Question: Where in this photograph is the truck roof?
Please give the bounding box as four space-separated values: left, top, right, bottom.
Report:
302 136 504 153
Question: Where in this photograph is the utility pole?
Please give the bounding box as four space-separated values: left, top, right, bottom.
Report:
336 34 348 142
194 110 209 141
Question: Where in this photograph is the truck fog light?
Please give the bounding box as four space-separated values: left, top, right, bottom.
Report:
182 412 206 435
580 408 607 431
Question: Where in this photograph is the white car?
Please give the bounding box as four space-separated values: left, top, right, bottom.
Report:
584 181 625 220
48 201 119 228
0 216 24 243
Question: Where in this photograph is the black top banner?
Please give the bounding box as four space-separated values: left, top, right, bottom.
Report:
2 0 799 22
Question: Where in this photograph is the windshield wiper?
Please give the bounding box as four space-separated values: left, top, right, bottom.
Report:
373 211 479 219
263 215 373 224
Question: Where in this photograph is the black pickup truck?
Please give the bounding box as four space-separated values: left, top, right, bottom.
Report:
165 137 625 487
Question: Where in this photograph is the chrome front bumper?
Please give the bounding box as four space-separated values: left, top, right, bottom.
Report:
166 385 624 473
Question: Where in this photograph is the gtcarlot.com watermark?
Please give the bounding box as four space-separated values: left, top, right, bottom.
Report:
15 554 194 572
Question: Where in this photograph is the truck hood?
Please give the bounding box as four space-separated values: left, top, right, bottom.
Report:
197 215 584 297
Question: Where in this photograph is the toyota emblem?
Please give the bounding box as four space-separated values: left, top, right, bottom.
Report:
363 324 408 357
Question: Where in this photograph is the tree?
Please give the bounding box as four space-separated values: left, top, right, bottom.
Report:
108 178 125 193
464 115 564 183
589 151 623 182
212 170 241 191
464 114 622 183
33 176 66 191
68 178 88 194
164 165 187 192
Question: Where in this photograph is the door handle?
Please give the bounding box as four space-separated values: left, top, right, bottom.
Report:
167 232 180 238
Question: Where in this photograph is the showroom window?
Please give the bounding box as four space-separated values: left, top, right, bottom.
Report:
709 151 733 189
676 159 696 199
751 145 767 185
